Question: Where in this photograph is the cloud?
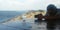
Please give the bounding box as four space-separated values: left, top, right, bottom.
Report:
0 0 60 11
39 0 60 10
0 0 35 11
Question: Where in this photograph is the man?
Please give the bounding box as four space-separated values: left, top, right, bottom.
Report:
34 4 60 30
45 4 58 30
35 4 60 30
44 4 60 30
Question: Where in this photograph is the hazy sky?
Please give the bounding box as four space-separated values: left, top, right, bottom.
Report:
0 0 60 11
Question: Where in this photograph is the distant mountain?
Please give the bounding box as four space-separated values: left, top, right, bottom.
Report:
0 11 26 16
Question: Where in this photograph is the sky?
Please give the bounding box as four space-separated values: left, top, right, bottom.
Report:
0 0 60 11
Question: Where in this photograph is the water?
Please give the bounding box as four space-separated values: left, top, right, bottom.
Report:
0 11 26 22
0 11 60 30
0 17 60 30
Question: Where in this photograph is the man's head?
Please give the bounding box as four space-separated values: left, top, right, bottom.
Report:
47 4 57 16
